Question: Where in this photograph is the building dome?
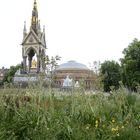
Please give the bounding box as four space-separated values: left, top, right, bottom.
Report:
56 60 89 70
54 60 96 89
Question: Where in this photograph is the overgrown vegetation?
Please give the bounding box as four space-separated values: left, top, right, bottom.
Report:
2 64 21 85
0 37 140 139
0 87 140 140
100 38 140 92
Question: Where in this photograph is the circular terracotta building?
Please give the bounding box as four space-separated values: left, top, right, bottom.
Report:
54 61 96 89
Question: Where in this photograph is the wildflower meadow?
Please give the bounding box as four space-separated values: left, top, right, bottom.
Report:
0 86 140 140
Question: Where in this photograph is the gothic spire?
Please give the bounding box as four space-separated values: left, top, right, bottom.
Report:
23 21 27 38
23 21 27 32
43 25 45 33
31 0 38 34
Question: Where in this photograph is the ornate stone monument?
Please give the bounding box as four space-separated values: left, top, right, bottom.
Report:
62 75 73 87
14 0 47 85
62 75 74 91
22 0 46 74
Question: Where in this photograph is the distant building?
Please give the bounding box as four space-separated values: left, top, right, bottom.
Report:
0 67 8 81
54 61 96 89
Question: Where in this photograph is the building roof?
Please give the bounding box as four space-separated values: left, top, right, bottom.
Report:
56 60 89 70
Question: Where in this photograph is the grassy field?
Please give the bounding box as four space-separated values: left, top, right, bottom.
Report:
0 87 140 140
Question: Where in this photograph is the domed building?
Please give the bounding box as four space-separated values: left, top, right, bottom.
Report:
54 61 96 89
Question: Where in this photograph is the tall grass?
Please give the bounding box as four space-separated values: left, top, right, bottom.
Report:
0 86 140 140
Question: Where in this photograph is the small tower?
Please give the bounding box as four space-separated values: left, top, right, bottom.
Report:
22 0 46 73
23 21 27 39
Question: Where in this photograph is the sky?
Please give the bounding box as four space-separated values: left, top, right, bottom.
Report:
0 0 140 68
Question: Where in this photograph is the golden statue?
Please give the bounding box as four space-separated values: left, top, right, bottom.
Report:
31 59 37 68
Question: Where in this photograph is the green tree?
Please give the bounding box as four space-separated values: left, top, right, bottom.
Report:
41 55 61 87
100 61 121 92
121 38 140 91
2 64 21 84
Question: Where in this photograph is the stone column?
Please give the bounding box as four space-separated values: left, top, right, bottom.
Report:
28 57 32 73
37 55 40 73
23 56 27 73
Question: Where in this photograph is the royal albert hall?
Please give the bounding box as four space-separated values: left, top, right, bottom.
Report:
54 61 96 89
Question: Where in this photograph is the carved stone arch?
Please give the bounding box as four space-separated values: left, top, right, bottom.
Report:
26 47 38 56
24 47 38 73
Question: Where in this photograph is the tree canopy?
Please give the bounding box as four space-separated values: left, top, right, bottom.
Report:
100 60 121 92
2 64 21 84
121 38 140 91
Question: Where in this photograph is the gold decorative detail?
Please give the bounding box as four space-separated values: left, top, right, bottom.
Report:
33 16 36 22
31 59 37 68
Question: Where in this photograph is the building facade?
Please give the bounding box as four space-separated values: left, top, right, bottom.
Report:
54 61 96 89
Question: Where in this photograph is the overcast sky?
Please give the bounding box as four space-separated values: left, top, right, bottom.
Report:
0 0 140 68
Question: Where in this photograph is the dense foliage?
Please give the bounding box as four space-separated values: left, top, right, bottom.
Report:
2 64 21 84
0 88 140 140
121 38 140 91
100 61 121 92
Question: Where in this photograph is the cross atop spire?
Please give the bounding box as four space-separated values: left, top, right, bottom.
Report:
31 0 38 34
23 21 27 33
33 0 37 10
